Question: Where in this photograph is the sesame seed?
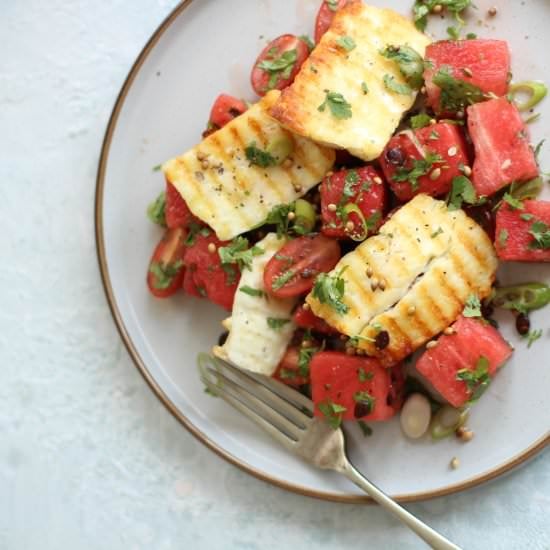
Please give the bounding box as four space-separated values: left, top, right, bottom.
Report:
287 211 296 221
196 151 207 161
426 340 438 349
378 279 387 291
303 303 310 311
373 176 383 185
450 457 460 470
430 118 437 125
282 158 293 168
345 221 355 232
444 327 455 336
407 306 416 316
293 184 303 193
370 277 379 291
201 160 210 170
456 110 465 119
456 427 475 442
432 4 442 13
462 67 473 77
447 146 458 157
421 86 427 94
328 203 337 212
366 266 374 278
430 168 442 180
501 159 512 170
488 6 497 16
462 165 472 176
207 243 216 253
301 339 314 348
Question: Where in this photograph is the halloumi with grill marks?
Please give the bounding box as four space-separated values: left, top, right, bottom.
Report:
162 91 335 241
306 195 498 365
270 2 431 161
213 233 298 376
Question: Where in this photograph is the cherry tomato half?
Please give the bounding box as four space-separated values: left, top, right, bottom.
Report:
165 180 196 229
250 34 309 96
314 0 349 43
263 234 341 298
147 227 187 298
273 347 310 388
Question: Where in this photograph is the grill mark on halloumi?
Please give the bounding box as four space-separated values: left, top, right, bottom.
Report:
163 90 335 241
306 195 497 365
270 2 431 161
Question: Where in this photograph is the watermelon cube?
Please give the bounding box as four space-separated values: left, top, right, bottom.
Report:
320 166 387 239
379 122 469 201
416 316 513 407
424 39 511 114
310 352 398 424
495 200 550 262
166 180 196 229
467 98 539 197
293 305 338 334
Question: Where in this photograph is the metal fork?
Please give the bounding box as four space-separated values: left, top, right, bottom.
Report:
199 354 461 550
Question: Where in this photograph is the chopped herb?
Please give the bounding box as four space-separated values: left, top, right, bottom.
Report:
463 294 482 318
267 317 291 330
456 355 491 402
221 263 238 286
272 269 296 291
312 267 349 315
279 368 297 380
152 164 162 172
218 236 263 271
336 35 356 51
432 67 486 112
383 74 412 95
413 0 472 32
502 193 525 210
410 113 432 129
447 175 480 210
149 260 182 290
361 81 369 94
299 35 315 52
184 222 211 246
358 367 374 383
431 227 444 238
366 211 382 232
147 191 166 227
239 286 266 298
245 142 277 167
353 390 376 415
498 229 509 248
380 45 424 89
298 346 318 377
318 90 353 119
529 221 550 250
265 203 293 237
357 420 373 437
447 26 460 40
520 213 535 221
430 130 440 140
466 32 477 39
318 400 347 429
343 170 359 196
534 139 545 162
509 177 543 201
326 0 339 11
524 329 543 348
257 48 297 91
393 152 443 191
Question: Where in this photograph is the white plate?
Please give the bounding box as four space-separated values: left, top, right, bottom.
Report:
96 0 550 501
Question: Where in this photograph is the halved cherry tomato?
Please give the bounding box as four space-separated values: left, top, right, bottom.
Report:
293 305 338 334
273 347 310 388
263 234 340 298
251 34 309 96
314 0 349 43
165 180 196 229
183 232 240 310
147 227 187 298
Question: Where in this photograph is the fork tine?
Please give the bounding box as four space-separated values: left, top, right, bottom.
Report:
220 360 315 416
200 374 296 451
213 361 313 428
204 367 304 439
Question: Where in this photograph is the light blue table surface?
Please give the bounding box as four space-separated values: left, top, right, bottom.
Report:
1 2 548 549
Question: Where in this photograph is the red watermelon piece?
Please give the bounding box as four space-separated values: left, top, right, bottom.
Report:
379 122 469 201
310 352 398 423
424 39 511 114
416 316 513 407
467 98 539 197
165 180 196 229
273 347 310 388
320 166 387 239
293 305 338 334
495 200 550 262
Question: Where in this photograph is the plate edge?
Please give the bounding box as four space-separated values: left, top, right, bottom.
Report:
93 0 550 504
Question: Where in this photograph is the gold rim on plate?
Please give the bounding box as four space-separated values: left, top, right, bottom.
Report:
94 0 549 503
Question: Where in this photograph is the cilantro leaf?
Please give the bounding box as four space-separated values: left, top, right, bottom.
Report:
184 222 211 246
326 0 339 11
383 74 412 95
298 346 319 377
413 0 472 32
149 260 183 290
218 236 263 271
498 229 509 248
147 191 166 227
463 294 482 318
299 35 315 52
245 142 277 167
318 400 347 429
239 286 266 298
353 390 376 415
529 221 550 250
272 269 296 291
502 193 525 210
457 355 491 402
393 152 443 191
336 35 356 51
358 420 373 437
432 67 486 112
447 175 480 210
524 329 543 348
358 367 374 383
312 267 349 315
410 113 432 129
266 317 291 330
509 177 543 201
380 45 424 89
318 90 353 119
257 48 297 91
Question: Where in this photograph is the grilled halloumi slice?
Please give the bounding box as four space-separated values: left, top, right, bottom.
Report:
213 233 297 376
270 2 431 161
162 91 335 241
306 194 498 366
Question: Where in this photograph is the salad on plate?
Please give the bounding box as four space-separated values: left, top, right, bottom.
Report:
144 0 549 442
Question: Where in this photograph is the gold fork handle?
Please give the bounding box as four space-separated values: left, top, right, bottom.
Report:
341 461 462 550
